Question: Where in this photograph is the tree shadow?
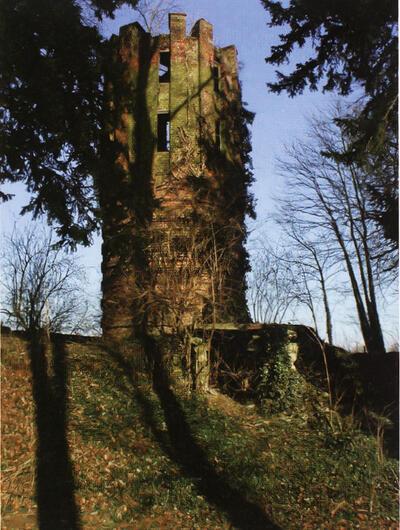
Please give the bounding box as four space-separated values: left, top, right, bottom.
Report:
100 25 161 340
106 340 281 530
27 332 80 530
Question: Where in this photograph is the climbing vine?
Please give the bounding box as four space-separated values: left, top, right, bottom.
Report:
256 330 305 414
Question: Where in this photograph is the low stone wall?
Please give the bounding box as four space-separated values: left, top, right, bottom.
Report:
190 323 309 396
189 323 398 417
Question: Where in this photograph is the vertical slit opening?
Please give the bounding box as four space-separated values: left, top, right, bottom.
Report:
159 51 170 82
157 113 170 151
212 65 220 92
216 120 221 151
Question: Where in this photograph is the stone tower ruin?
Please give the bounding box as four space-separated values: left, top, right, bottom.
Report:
100 13 254 341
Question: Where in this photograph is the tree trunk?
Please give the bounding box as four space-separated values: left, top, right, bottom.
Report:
318 267 333 345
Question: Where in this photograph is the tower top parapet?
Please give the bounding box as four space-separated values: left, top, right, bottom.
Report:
116 13 219 43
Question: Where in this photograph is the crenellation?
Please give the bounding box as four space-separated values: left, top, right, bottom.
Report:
169 13 187 40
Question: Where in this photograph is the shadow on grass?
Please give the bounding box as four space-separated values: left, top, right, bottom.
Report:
107 339 281 530
27 332 80 530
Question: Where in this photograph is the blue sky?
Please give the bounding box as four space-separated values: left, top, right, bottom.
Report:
1 0 398 348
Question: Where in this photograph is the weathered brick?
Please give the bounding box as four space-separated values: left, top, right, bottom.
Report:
101 13 253 341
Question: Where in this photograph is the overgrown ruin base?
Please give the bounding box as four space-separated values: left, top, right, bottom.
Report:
149 323 307 394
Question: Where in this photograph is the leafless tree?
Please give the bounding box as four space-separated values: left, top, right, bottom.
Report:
132 221 245 390
134 0 181 34
274 222 338 344
276 106 394 354
1 226 92 334
247 244 300 324
144 222 242 334
248 238 334 336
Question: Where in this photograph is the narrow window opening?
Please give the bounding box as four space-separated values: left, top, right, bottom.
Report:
159 51 170 82
212 65 220 92
157 113 170 151
216 120 221 151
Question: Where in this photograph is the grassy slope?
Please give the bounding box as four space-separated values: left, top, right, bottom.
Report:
1 334 398 529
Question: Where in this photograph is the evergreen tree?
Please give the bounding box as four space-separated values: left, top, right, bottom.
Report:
262 0 398 245
0 0 138 246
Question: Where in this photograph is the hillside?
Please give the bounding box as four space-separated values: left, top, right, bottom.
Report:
1 333 398 529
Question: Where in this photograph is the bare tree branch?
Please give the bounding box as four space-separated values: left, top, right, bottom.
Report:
1 225 97 334
275 105 394 354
